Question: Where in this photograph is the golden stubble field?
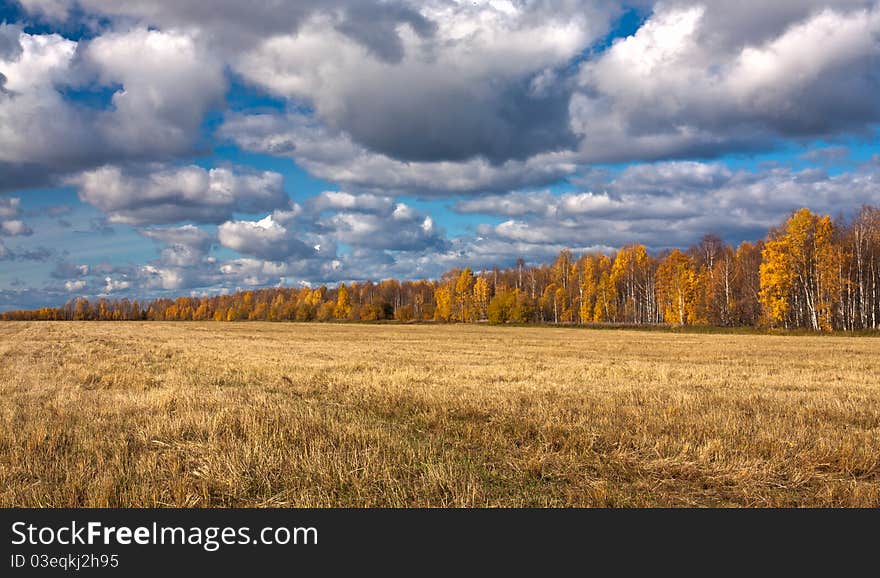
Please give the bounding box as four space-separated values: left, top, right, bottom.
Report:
1 321 879 507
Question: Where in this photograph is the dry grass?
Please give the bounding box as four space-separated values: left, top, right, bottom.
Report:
1 321 879 507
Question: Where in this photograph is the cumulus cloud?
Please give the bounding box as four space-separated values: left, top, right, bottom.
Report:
456 160 880 250
218 214 315 262
218 2 880 193
64 279 86 292
571 2 880 163
220 112 579 195
233 7 593 163
308 191 394 214
70 164 287 225
28 192 453 299
80 28 226 154
127 224 219 291
455 191 558 218
0 240 52 262
316 201 446 252
141 224 214 267
0 197 33 236
0 198 22 220
8 1 880 199
0 27 226 190
0 220 28 237
20 1 617 164
51 260 89 279
207 192 450 287
102 276 131 293
6 1 880 310
18 0 440 55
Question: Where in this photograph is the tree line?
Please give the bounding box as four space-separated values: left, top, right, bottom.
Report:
4 206 880 332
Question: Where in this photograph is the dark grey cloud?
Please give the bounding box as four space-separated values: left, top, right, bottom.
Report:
230 2 609 166
0 286 77 310
0 243 52 261
334 2 437 63
12 1 618 169
335 74 577 164
16 246 53 261
220 112 579 195
51 259 89 279
9 1 879 199
667 0 876 48
18 0 439 54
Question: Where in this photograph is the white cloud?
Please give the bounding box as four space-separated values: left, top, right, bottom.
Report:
229 2 603 162
64 279 86 292
0 220 33 236
456 160 880 250
138 265 186 291
103 276 131 292
71 164 287 225
309 191 394 213
0 198 22 219
218 214 314 261
141 224 215 268
0 197 33 236
81 28 226 155
455 191 558 218
0 31 85 170
6 1 880 309
0 28 226 190
571 3 880 163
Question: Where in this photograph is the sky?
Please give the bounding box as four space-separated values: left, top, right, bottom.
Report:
1 0 879 310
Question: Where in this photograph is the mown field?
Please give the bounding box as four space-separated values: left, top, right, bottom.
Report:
1 321 879 507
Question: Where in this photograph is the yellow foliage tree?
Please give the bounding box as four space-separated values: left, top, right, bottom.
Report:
592 255 617 323
579 255 598 324
655 249 697 325
454 268 475 322
434 286 452 321
611 245 652 323
473 276 490 321
760 208 840 330
334 283 352 320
